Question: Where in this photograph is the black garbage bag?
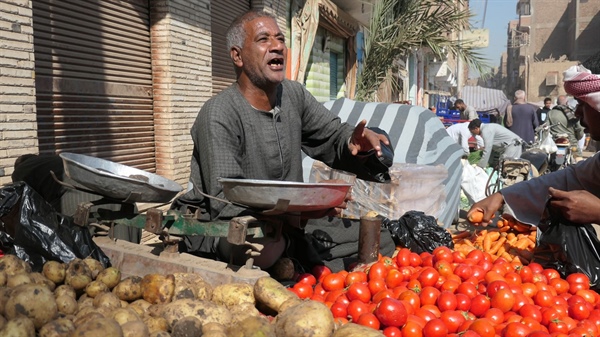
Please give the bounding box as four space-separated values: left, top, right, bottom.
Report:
533 212 600 290
382 210 454 254
0 182 111 271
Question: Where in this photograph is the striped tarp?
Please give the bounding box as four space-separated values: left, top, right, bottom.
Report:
302 98 464 228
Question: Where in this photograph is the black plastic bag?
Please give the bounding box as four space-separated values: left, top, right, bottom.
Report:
0 182 111 271
533 212 600 290
382 210 454 254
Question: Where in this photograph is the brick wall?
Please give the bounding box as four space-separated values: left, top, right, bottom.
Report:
150 0 212 185
0 0 36 186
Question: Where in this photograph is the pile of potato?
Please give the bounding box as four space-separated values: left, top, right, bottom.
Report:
0 254 378 337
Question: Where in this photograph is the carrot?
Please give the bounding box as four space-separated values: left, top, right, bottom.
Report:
483 234 493 252
496 243 507 256
488 237 507 255
468 210 484 223
487 231 501 242
514 238 531 250
452 231 471 240
512 222 531 233
500 252 514 262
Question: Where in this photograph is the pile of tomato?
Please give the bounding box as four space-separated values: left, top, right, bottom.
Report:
288 246 600 337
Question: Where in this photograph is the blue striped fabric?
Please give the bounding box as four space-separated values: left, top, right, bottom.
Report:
302 98 464 228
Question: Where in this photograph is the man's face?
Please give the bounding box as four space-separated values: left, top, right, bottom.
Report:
544 101 552 109
456 103 465 111
469 127 480 136
575 99 600 140
238 17 287 88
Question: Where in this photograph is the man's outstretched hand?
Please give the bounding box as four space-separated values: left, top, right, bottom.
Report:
549 187 600 224
466 192 505 226
349 120 390 157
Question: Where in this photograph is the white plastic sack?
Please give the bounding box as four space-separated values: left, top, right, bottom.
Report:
461 159 489 204
539 135 558 154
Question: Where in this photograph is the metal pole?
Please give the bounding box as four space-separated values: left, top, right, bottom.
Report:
358 216 381 264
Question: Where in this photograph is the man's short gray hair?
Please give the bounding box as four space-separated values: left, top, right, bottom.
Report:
226 10 277 51
515 90 526 100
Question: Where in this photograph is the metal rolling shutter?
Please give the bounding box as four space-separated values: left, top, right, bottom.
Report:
32 0 155 171
211 0 250 95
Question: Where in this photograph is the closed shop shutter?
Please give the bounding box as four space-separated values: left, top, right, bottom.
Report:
211 0 250 95
32 0 155 171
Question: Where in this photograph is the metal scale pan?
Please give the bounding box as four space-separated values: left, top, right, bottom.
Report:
60 153 183 203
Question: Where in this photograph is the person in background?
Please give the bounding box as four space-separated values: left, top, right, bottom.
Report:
537 97 552 125
429 106 436 113
172 10 395 272
454 99 479 121
468 119 523 169
446 122 484 157
505 90 539 144
546 95 585 160
467 52 600 233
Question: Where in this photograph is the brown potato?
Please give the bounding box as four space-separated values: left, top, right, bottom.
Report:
0 287 12 316
229 302 262 325
150 331 171 337
55 294 78 315
0 270 7 287
93 292 122 309
42 260 66 284
73 311 105 327
65 258 93 291
331 322 386 337
122 320 150 337
0 316 35 337
77 294 95 309
30 272 56 291
85 280 109 298
128 299 152 317
274 300 334 337
54 284 76 299
5 283 58 329
253 276 298 313
161 299 232 329
171 272 208 300
143 315 169 334
112 276 143 301
146 303 165 318
83 257 105 279
0 254 32 276
96 267 121 289
141 274 175 304
228 316 275 337
38 317 75 337
111 307 141 326
6 272 33 288
212 282 255 310
71 317 124 337
171 316 202 337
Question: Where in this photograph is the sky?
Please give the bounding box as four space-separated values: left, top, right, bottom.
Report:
469 0 519 74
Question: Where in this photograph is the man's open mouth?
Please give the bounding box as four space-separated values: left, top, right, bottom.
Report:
267 57 284 69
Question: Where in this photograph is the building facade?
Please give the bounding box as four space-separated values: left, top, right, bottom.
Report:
0 0 368 186
505 0 600 103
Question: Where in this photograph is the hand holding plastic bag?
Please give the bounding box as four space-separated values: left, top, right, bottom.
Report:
539 135 558 154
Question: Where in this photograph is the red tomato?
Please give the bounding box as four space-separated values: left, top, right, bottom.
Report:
344 271 367 286
527 262 544 274
470 294 491 317
502 322 532 337
383 326 402 337
409 252 423 267
455 293 472 311
542 268 561 281
396 248 411 267
433 246 454 263
312 265 332 281
386 269 404 289
434 259 455 278
569 300 592 320
347 300 370 322
440 310 466 333
292 282 313 299
519 303 542 323
357 312 380 330
369 262 390 280
466 249 484 264
533 290 553 307
420 286 441 306
491 288 516 313
418 267 440 287
437 291 458 312
452 250 467 263
547 319 569 334
402 320 424 337
296 273 317 285
486 280 510 298
518 265 534 283
456 281 479 299
330 302 347 318
372 289 395 304
398 290 421 312
468 318 496 337
454 264 474 281
321 273 345 291
423 318 448 337
483 307 505 325
374 297 408 328
368 278 388 295
346 282 371 303
381 256 397 269
566 272 590 286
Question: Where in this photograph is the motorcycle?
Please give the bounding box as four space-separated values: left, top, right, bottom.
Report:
549 133 574 171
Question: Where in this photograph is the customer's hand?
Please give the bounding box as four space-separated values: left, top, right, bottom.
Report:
549 187 600 224
466 192 505 226
349 120 390 157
